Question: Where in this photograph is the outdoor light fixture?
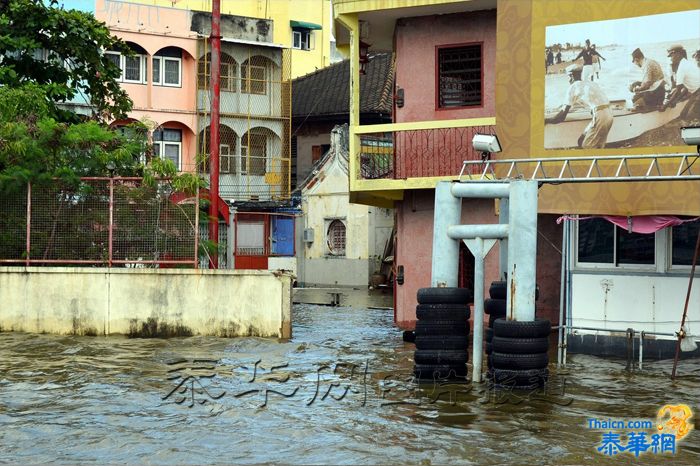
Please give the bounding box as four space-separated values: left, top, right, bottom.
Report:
472 133 502 159
106 161 116 177
359 41 370 75
680 127 700 153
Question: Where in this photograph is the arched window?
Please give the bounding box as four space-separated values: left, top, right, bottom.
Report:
327 220 346 256
198 125 238 174
198 53 237 91
241 56 272 95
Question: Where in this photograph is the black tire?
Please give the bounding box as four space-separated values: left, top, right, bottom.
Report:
414 364 467 380
488 314 499 328
492 336 549 354
417 287 472 305
485 327 494 342
489 281 507 299
489 281 540 301
402 330 416 343
415 320 469 336
493 318 551 338
485 342 493 355
491 352 549 370
484 298 506 316
414 349 468 365
415 335 469 350
416 304 470 321
491 368 549 386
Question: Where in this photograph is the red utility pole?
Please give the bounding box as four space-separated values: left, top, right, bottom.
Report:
208 0 221 268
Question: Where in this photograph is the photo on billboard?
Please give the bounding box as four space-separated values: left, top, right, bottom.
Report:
544 10 700 150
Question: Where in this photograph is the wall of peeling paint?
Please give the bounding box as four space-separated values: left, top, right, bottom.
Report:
0 267 292 338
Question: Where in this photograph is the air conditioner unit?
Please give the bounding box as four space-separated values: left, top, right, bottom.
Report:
303 228 314 243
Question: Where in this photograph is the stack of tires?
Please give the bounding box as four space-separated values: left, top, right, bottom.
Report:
489 318 551 389
484 281 539 367
413 287 472 381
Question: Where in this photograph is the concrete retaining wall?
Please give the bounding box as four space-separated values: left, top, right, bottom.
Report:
0 267 292 338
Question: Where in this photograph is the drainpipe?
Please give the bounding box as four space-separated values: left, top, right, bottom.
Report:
506 180 538 321
498 198 509 280
208 0 221 268
557 217 567 367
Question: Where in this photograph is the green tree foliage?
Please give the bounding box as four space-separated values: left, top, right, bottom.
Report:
0 0 132 121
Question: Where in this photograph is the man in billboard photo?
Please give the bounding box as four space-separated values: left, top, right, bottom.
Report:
629 48 666 111
664 44 700 110
545 64 613 148
574 39 606 82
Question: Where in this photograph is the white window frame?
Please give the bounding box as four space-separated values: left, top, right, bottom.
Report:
219 144 235 174
153 56 182 87
574 220 659 272
105 51 147 84
667 223 700 271
292 29 312 51
153 129 182 171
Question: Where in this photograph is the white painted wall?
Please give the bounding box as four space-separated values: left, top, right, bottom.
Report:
0 267 293 338
571 272 700 337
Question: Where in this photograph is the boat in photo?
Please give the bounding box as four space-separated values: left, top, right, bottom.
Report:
544 98 689 149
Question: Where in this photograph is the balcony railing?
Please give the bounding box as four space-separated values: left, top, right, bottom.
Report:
355 118 497 181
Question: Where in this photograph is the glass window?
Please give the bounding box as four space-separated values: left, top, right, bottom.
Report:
124 55 142 82
617 229 655 264
578 218 614 263
437 44 482 108
672 221 700 266
242 133 266 176
242 62 267 95
220 144 235 174
327 220 346 256
292 29 311 50
164 58 180 85
152 56 161 84
153 128 182 170
198 53 236 91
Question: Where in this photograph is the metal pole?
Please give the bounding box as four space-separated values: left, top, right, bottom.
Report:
108 178 114 267
472 237 485 383
506 180 538 321
194 188 200 269
25 182 31 267
451 182 510 199
639 331 644 370
208 0 221 269
671 226 700 379
558 217 567 367
498 198 509 279
431 181 461 287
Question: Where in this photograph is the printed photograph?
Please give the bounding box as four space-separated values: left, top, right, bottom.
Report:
544 10 700 150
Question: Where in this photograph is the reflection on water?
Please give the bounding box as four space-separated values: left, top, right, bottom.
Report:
1 304 699 464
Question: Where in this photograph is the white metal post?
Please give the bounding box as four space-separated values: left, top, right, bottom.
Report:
432 181 462 287
506 180 538 321
499 198 509 279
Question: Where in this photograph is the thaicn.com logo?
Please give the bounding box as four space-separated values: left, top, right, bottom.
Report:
588 404 694 457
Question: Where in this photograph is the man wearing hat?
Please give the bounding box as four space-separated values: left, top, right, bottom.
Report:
628 48 665 110
664 44 700 110
545 64 613 148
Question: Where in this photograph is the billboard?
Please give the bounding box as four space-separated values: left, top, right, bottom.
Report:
544 10 700 150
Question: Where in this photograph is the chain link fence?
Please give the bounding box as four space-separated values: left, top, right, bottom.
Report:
0 178 200 267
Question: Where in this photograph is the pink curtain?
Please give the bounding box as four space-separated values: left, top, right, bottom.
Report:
556 215 700 233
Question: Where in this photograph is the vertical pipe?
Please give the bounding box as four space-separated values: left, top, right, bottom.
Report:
431 181 461 287
558 217 567 367
506 180 538 321
194 188 200 269
472 237 485 383
498 198 509 279
639 331 644 370
227 206 235 269
208 0 221 269
108 178 114 267
672 226 700 379
25 182 31 266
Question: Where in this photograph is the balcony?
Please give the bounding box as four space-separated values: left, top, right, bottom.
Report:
351 117 496 195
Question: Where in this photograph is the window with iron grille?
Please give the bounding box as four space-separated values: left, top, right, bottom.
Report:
437 44 482 108
327 219 346 256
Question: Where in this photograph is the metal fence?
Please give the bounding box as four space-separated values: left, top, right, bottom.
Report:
358 122 497 180
0 178 200 267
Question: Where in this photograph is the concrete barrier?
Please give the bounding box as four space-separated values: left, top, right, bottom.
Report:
0 267 292 338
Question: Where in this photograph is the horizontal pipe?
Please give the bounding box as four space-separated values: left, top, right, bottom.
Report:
451 182 510 199
561 325 677 337
448 224 508 240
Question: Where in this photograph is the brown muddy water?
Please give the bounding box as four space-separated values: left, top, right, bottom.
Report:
1 304 699 464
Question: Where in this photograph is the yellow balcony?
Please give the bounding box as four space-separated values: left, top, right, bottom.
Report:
348 117 496 206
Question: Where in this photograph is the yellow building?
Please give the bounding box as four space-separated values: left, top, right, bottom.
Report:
117 0 334 78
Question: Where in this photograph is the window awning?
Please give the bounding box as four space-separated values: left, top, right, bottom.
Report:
290 20 322 31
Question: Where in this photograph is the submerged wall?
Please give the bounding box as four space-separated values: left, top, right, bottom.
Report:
0 267 292 338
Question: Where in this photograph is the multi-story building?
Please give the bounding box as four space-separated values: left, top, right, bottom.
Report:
96 0 296 271
116 0 336 78
333 0 700 356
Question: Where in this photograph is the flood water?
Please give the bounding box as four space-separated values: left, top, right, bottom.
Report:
1 304 699 464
